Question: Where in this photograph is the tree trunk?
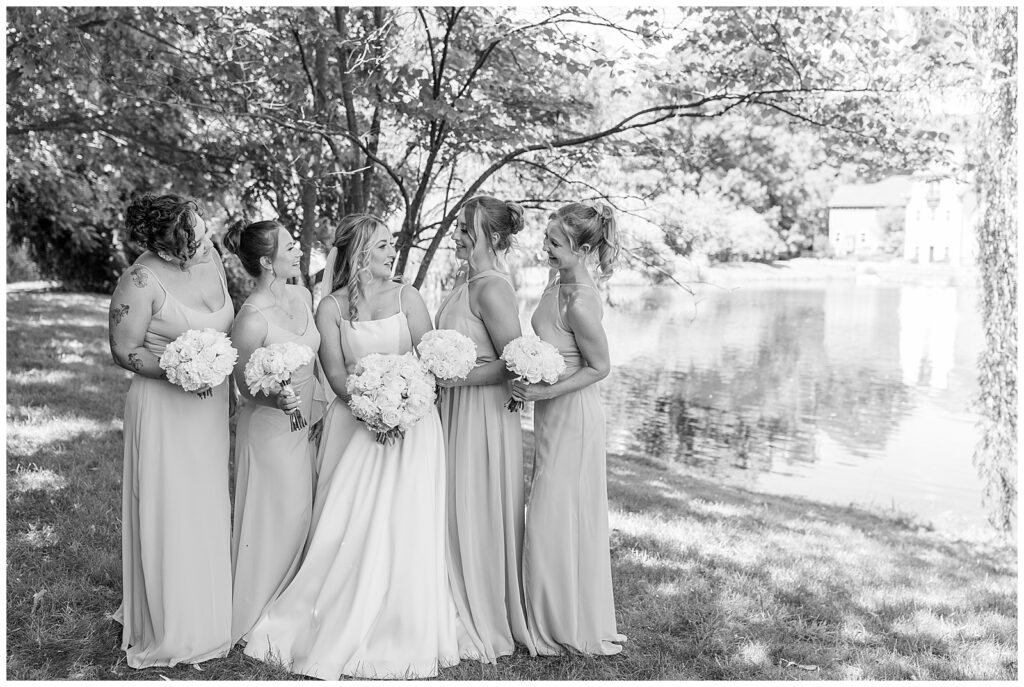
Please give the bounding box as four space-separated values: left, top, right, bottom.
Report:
334 6 365 212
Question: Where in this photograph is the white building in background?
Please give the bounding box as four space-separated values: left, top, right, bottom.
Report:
903 173 979 266
826 172 978 265
827 175 911 256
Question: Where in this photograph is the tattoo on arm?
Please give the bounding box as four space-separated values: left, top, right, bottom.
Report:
129 268 149 288
127 353 143 372
111 303 130 325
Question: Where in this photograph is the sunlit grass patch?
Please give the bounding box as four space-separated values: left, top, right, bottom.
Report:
7 415 115 456
18 523 61 548
10 465 68 493
5 290 1018 681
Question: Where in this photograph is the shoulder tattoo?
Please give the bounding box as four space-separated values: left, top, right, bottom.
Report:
129 267 149 288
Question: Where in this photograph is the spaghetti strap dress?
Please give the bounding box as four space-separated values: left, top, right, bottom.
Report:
243 287 460 679
230 300 324 644
435 269 534 661
522 279 626 656
116 260 234 668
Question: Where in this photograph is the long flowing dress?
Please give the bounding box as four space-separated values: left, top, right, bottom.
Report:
523 279 626 656
116 261 234 668
435 269 534 662
230 301 324 644
243 289 461 679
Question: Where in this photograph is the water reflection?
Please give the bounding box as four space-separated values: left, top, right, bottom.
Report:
517 281 985 530
899 286 957 390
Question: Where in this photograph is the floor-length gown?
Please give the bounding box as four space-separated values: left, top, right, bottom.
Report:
523 279 626 656
117 262 234 668
243 289 461 679
435 269 535 662
230 301 323 644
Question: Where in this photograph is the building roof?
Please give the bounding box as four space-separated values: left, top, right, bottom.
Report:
828 175 912 209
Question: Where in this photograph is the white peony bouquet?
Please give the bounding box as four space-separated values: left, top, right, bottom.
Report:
501 334 566 412
416 329 477 383
159 328 238 399
346 352 437 445
243 342 316 431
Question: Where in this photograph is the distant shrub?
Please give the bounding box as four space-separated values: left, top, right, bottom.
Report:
812 233 835 258
218 245 255 313
6 180 129 293
6 242 41 282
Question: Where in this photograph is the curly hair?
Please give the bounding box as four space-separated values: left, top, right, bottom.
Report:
124 193 202 268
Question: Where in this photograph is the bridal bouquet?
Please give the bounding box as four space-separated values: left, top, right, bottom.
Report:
346 352 436 445
244 342 316 431
501 335 565 412
159 328 237 399
416 329 477 384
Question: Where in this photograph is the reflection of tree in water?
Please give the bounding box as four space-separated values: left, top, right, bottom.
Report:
603 296 913 474
813 369 911 456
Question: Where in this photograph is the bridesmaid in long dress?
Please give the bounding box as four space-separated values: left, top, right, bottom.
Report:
243 214 461 679
511 201 627 656
435 196 535 662
108 193 233 668
223 220 324 644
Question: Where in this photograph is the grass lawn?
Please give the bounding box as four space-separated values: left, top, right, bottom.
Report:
6 290 1018 680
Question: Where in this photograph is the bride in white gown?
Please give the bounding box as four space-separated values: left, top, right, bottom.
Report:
243 214 462 679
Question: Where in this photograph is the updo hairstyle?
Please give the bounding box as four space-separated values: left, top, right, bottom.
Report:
460 195 525 254
124 193 203 268
223 219 283 278
549 201 620 281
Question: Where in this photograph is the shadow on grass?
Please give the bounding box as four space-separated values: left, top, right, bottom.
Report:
6 291 1018 681
600 448 1016 679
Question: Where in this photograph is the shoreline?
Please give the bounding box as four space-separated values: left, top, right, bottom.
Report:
601 256 980 290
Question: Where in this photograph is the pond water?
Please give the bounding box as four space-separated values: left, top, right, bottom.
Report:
514 280 990 537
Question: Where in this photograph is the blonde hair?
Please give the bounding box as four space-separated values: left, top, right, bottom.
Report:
329 213 388 323
549 201 620 281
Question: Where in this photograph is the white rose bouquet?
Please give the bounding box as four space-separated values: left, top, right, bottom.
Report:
243 341 316 431
346 352 437 445
501 334 566 412
416 329 477 384
159 328 238 399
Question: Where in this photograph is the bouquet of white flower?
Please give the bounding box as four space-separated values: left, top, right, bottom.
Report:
346 352 437 445
416 329 477 383
244 342 316 431
501 334 566 412
159 328 238 399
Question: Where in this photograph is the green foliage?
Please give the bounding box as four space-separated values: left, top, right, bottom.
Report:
961 8 1017 534
877 207 907 256
6 6 968 291
658 190 785 263
6 243 41 282
6 178 128 293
